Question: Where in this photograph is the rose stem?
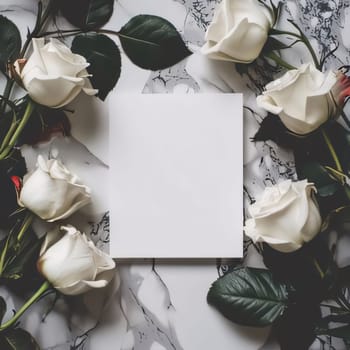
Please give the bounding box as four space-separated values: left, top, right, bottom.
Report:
0 0 54 116
0 99 36 160
301 35 321 70
0 1 52 146
0 212 34 275
321 129 350 199
0 232 12 275
0 104 17 154
270 28 302 38
266 52 296 70
340 110 350 129
270 27 321 70
313 258 325 278
16 212 34 241
19 0 54 58
0 281 51 332
38 28 82 37
322 130 342 172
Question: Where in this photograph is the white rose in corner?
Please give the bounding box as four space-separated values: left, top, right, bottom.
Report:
256 63 339 135
201 0 272 63
244 180 322 253
38 225 116 295
19 155 91 222
14 38 97 108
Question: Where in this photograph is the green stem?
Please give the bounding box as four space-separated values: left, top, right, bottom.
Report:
266 52 297 70
0 110 17 154
270 28 302 39
20 0 54 58
0 0 54 110
0 234 12 275
17 213 34 241
313 258 325 279
341 110 350 129
322 129 350 200
270 27 321 69
0 80 14 115
0 212 34 275
0 99 35 160
322 129 342 172
0 281 51 332
38 28 82 37
301 33 320 70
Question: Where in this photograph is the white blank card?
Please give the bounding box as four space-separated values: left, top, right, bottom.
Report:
109 94 243 258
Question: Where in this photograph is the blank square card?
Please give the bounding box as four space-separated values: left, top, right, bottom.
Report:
109 94 243 258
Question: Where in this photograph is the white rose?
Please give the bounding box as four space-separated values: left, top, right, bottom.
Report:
256 63 339 135
15 38 97 108
19 155 91 222
38 225 116 295
244 180 322 253
201 0 272 63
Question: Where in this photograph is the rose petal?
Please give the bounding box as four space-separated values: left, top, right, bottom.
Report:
41 38 89 77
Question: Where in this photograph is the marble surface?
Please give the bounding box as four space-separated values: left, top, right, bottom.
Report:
1 0 350 349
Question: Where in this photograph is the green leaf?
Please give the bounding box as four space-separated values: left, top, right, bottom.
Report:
0 328 40 350
18 104 71 146
275 303 319 350
316 324 350 340
0 297 6 324
0 166 19 228
0 213 44 295
294 123 350 217
296 162 340 197
71 33 121 100
1 226 42 281
262 238 338 303
0 15 21 72
253 113 303 149
55 0 114 29
207 267 288 327
295 122 350 178
118 15 192 70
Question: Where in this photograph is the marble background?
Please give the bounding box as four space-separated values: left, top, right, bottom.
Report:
1 0 350 349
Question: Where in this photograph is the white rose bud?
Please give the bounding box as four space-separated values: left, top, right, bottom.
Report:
19 155 91 222
14 38 97 108
244 180 322 253
38 225 116 295
201 0 272 63
256 63 341 135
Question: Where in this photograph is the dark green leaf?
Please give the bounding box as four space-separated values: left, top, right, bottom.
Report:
207 267 288 327
0 15 21 72
262 237 338 303
294 122 350 217
295 122 350 178
71 33 121 100
0 297 6 324
0 166 19 228
18 105 71 146
119 15 192 70
253 113 304 149
0 215 44 295
55 0 114 29
297 162 340 197
0 328 40 350
275 303 319 350
316 324 350 340
1 228 42 281
320 312 350 325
